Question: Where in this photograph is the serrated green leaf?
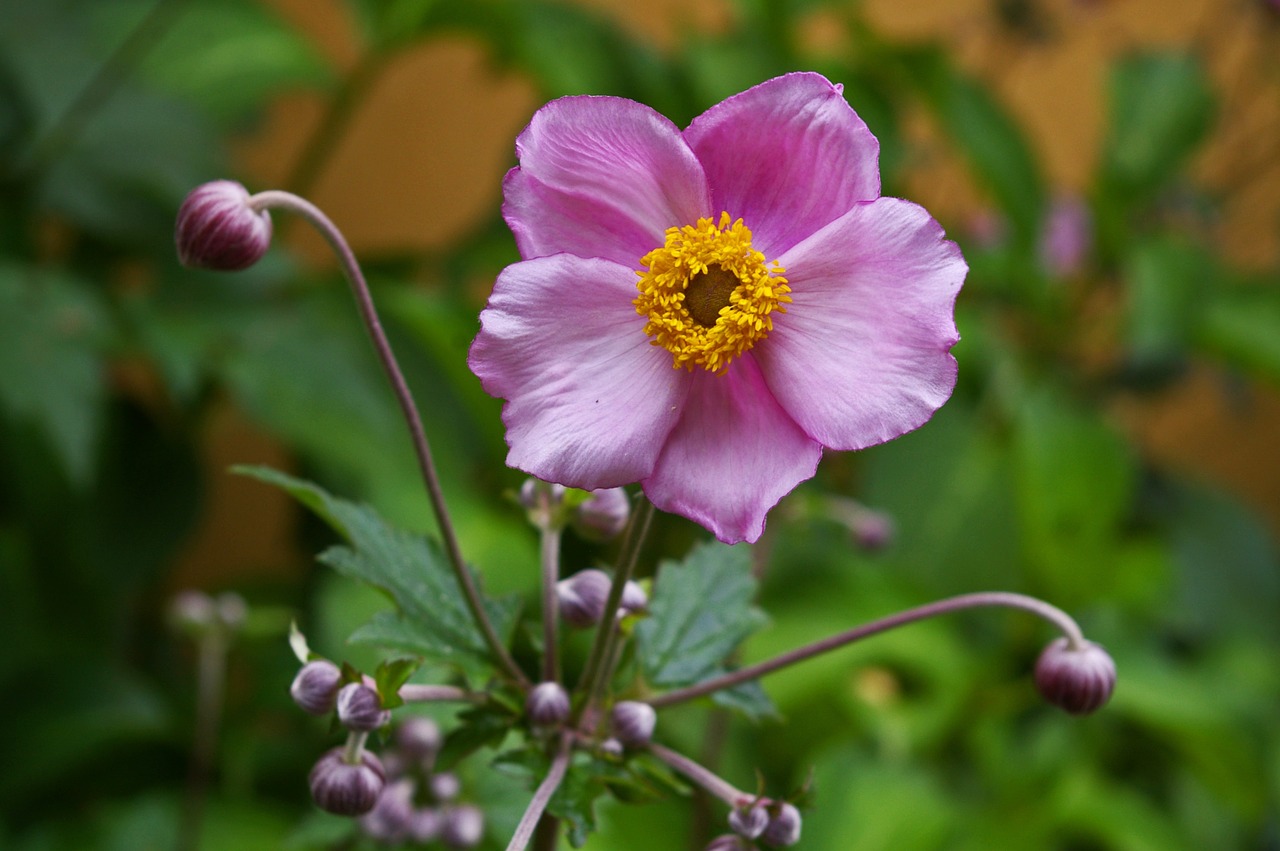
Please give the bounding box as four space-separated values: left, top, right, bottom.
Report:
634 541 768 689
237 466 519 678
373 657 420 710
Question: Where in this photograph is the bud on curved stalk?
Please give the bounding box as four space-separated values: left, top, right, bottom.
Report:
175 180 272 271
1034 637 1117 715
557 569 611 628
611 701 656 747
441 803 485 848
729 803 770 840
290 660 343 715
572 488 631 541
526 681 570 727
337 682 391 731
309 747 386 816
760 802 802 847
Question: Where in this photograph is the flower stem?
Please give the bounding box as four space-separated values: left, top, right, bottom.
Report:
343 730 370 764
398 684 479 703
646 741 750 808
247 190 528 689
177 627 227 851
541 520 562 684
649 591 1087 709
572 497 654 721
505 736 572 851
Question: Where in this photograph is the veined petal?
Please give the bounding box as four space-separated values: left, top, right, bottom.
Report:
642 357 821 544
684 72 880 259
757 197 965 451
505 96 710 266
469 255 688 488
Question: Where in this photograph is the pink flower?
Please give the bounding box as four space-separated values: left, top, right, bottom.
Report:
469 73 965 544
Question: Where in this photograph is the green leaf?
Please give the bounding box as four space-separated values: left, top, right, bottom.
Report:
373 657 421 710
237 466 519 679
0 263 110 484
1125 237 1209 367
1196 277 1280 386
436 705 515 771
1101 52 1214 201
634 541 768 688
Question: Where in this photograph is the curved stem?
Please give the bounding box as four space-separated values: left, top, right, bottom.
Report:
342 730 370 764
505 736 572 851
650 591 1086 710
247 190 528 689
646 742 750 808
541 521 562 684
399 684 480 703
572 497 654 722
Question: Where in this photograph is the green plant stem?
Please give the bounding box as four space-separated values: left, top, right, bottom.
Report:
646 741 750 808
247 189 528 689
505 735 572 851
572 497 654 723
649 591 1087 709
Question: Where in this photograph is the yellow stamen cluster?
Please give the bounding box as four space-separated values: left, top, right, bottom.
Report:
634 212 791 373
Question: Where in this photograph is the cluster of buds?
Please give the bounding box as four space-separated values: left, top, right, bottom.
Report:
518 479 632 541
707 800 803 849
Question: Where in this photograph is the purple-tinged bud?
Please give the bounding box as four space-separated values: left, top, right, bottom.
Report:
309 747 386 816
526 681 570 727
441 803 484 848
760 802 802 847
175 180 272 271
598 737 624 758
1034 637 1117 715
706 835 755 851
291 660 343 715
620 580 648 615
572 488 630 541
169 590 215 632
557 569 611 628
337 682 391 731
518 478 566 510
611 701 656 747
410 807 442 843
395 716 442 762
429 772 461 802
358 777 415 841
729 804 769 840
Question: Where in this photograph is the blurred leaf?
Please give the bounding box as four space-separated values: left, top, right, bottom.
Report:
1125 237 1209 369
710 675 778 722
436 704 515 771
238 466 519 679
1100 52 1214 201
0 263 110 484
1196 277 1280 386
634 541 768 688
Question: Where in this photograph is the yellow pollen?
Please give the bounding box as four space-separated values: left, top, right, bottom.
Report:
634 212 790 373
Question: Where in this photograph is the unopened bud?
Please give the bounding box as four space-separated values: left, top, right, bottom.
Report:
706 835 754 851
526 681 570 727
410 807 442 843
557 569 611 628
429 772 461 802
175 180 272 271
291 660 343 715
337 682 391 731
729 804 769 840
611 701 656 747
359 777 415 841
309 747 386 816
572 488 630 540
395 716 442 762
1034 637 1116 715
620 580 648 615
598 737 624 758
761 802 802 847
441 803 484 848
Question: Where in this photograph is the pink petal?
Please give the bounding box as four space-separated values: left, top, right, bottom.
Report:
756 197 965 451
504 96 711 267
469 255 688 488
642 357 822 544
683 72 880 259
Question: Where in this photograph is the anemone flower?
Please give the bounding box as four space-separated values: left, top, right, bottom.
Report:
469 72 965 544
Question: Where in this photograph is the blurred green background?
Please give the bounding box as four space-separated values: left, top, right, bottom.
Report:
2 0 1279 848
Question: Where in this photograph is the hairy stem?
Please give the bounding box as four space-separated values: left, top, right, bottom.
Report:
247 190 528 689
650 591 1087 709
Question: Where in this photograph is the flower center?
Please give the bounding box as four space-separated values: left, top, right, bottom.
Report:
634 212 790 373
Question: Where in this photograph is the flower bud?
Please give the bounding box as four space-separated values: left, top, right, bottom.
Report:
410 807 442 843
215 591 247 630
441 803 484 848
598 737 624 758
309 747 386 816
729 804 769 839
429 771 461 802
168 590 216 633
395 716 443 762
556 569 611 628
175 180 272 271
1034 637 1116 715
337 682 391 731
611 701 656 747
706 835 754 851
359 777 415 841
760 802 802 847
572 488 630 540
526 681 570 727
620 580 648 615
290 660 343 715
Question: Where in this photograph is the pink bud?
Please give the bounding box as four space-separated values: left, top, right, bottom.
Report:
761 802 802 847
611 700 656 747
309 747 386 816
1034 637 1117 715
175 180 272 271
573 488 630 540
290 660 343 715
526 681 570 727
337 682 391 731
728 803 769 839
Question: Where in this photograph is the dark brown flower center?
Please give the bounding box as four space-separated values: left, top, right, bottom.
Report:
684 264 740 327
